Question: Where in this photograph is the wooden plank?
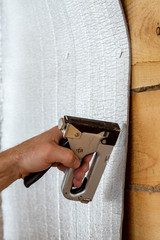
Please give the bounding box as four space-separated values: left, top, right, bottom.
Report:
122 0 160 65
123 190 160 240
122 0 160 239
132 62 160 89
126 90 160 186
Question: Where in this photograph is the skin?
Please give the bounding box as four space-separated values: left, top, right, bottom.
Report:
0 126 92 191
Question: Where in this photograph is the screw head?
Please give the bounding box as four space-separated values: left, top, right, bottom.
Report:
101 138 107 144
75 132 80 137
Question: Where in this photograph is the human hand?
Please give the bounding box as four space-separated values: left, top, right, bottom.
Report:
0 126 92 191
57 154 92 188
17 126 91 188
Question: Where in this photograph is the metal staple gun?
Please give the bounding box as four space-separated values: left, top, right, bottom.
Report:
24 116 120 203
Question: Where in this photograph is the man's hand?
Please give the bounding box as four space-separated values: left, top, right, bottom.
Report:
0 126 91 191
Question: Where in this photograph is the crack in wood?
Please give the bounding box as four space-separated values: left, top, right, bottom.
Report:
126 184 160 193
131 84 160 93
132 60 160 67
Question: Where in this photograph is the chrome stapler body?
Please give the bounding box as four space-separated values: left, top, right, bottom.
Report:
58 116 120 203
24 115 120 203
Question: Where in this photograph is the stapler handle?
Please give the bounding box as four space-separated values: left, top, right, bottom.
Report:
24 138 69 188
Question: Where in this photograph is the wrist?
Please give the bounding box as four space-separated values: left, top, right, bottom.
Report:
0 146 22 191
5 147 21 180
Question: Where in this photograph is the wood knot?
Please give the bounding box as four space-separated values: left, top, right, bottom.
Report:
156 26 160 36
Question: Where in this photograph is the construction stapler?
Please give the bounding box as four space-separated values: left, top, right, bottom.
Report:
24 116 120 203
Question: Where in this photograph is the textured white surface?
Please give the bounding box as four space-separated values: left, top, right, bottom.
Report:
1 0 130 239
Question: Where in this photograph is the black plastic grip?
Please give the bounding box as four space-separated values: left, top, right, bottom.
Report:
24 165 54 188
24 138 69 188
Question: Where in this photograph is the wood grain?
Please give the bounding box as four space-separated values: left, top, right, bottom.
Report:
122 0 160 65
126 90 160 186
123 190 160 240
132 62 160 89
122 0 160 239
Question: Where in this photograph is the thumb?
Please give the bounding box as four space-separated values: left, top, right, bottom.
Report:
50 143 80 169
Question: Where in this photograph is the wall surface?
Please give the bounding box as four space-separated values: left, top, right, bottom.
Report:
122 0 160 239
1 1 130 239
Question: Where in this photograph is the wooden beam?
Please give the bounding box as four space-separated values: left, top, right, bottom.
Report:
123 190 160 240
122 0 160 239
127 90 160 186
122 0 160 65
132 62 160 89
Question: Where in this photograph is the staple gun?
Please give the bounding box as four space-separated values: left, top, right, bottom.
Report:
24 116 120 203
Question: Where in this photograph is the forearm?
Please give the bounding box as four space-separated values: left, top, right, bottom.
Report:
0 126 88 191
0 147 20 191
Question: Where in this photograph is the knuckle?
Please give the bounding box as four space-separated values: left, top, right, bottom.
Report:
43 143 54 161
62 150 75 167
82 163 89 172
67 150 75 163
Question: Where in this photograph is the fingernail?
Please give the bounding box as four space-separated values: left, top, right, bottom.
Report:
74 157 80 168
